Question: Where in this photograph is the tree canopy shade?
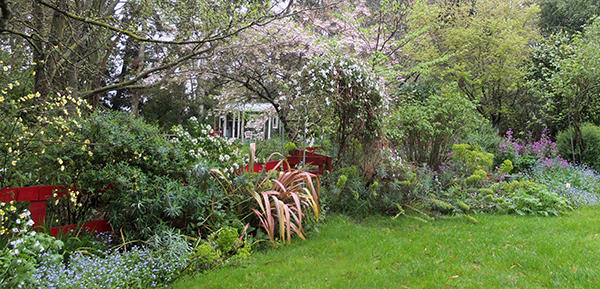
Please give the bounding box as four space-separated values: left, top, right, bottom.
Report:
405 0 540 127
539 0 600 35
299 0 422 94
206 0 420 137
543 18 600 143
0 0 297 115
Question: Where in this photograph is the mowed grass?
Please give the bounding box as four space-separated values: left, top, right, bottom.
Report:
173 207 600 288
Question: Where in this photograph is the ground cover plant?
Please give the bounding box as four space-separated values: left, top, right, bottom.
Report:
525 160 600 208
173 207 600 288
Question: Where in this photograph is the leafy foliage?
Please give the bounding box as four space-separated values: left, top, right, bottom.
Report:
406 0 540 127
543 18 600 133
1 205 63 288
291 55 383 164
451 144 494 174
387 85 484 169
460 120 502 156
539 0 600 34
1 0 291 114
502 182 572 216
325 166 378 216
183 226 252 274
172 117 248 178
557 123 600 171
0 83 93 188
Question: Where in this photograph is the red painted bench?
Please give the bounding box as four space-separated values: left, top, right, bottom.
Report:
241 147 332 175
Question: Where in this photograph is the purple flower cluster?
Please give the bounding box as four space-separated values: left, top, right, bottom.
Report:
499 128 561 159
437 161 460 185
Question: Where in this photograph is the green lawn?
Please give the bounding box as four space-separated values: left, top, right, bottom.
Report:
173 207 600 288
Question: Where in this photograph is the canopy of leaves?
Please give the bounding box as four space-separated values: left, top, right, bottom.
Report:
405 0 540 127
0 0 289 116
544 18 600 135
539 0 600 35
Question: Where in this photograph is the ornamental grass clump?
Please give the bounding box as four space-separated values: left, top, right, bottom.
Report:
212 150 321 246
248 163 321 246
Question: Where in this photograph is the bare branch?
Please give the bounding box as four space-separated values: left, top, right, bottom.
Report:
34 0 312 46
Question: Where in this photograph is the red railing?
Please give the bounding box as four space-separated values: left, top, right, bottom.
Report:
0 186 111 237
242 147 332 175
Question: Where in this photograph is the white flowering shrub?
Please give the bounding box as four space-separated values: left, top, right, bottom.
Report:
0 201 64 288
172 117 248 177
290 55 383 164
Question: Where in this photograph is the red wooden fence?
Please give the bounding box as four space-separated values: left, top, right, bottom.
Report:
0 186 111 237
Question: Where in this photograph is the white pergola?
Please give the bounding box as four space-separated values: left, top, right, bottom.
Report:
215 103 279 140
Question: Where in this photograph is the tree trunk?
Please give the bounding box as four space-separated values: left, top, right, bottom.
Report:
32 1 48 96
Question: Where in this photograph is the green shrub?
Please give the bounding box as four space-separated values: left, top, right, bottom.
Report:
501 180 540 195
466 169 488 184
323 145 416 217
461 121 502 156
452 143 494 174
0 88 94 188
499 160 514 174
387 84 485 169
284 142 297 154
251 137 284 162
557 123 600 171
505 184 572 216
492 180 572 216
186 226 252 273
172 117 248 178
325 166 375 216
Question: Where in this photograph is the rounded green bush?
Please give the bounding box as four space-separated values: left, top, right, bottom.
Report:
557 123 600 171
